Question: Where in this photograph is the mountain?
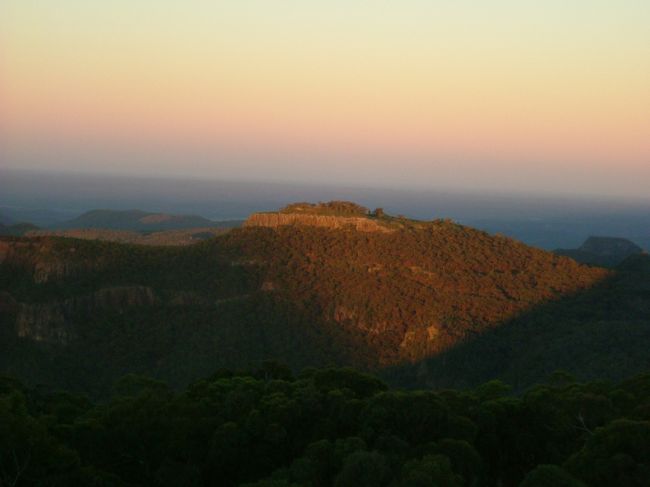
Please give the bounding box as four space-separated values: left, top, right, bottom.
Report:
56 209 241 231
555 236 644 267
0 206 75 227
0 221 40 236
2 201 628 396
24 227 231 246
0 211 15 225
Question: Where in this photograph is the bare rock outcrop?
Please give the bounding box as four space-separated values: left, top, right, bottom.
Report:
15 286 158 344
0 237 94 283
0 240 11 264
244 213 393 233
16 303 71 344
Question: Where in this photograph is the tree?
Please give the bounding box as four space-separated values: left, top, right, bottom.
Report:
519 465 585 487
398 455 463 487
565 419 650 487
334 451 390 487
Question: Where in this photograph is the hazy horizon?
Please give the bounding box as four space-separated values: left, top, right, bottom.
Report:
2 167 650 251
3 165 650 214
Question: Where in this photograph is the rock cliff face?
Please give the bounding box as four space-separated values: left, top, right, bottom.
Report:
0 240 11 264
244 212 393 233
14 286 158 344
0 237 93 283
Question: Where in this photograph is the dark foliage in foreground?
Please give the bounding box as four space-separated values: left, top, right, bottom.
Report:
2 365 650 487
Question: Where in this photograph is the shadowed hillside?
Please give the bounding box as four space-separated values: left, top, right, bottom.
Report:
0 202 616 396
388 253 650 390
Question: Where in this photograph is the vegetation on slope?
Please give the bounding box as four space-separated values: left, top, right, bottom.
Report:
223 223 607 366
399 253 650 390
0 202 615 395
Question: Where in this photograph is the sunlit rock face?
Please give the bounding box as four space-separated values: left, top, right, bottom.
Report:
245 212 393 233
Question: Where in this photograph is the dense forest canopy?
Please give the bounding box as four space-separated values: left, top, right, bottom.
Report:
2 366 650 486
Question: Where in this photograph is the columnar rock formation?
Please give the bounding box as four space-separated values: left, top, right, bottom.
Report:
244 212 393 233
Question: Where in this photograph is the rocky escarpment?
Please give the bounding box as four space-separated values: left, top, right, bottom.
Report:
0 237 97 283
244 212 394 233
13 286 159 344
9 286 218 345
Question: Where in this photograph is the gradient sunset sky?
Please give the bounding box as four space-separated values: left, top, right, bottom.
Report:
1 1 649 198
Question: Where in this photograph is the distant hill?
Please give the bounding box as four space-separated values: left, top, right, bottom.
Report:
0 207 75 227
0 201 618 396
57 209 241 231
0 222 39 236
26 227 231 246
555 236 644 267
0 211 15 225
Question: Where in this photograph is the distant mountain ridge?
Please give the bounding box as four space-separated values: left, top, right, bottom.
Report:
0 222 40 236
57 209 241 231
555 236 644 267
25 227 231 246
0 211 15 225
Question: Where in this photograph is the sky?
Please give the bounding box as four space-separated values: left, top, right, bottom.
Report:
1 1 649 198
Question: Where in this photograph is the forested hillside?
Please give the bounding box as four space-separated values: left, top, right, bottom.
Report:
0 203 626 396
2 366 650 487
392 253 650 390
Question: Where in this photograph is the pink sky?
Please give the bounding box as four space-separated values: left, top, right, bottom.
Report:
1 1 649 198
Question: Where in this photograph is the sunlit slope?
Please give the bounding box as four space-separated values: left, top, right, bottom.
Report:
399 252 650 390
0 203 609 394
